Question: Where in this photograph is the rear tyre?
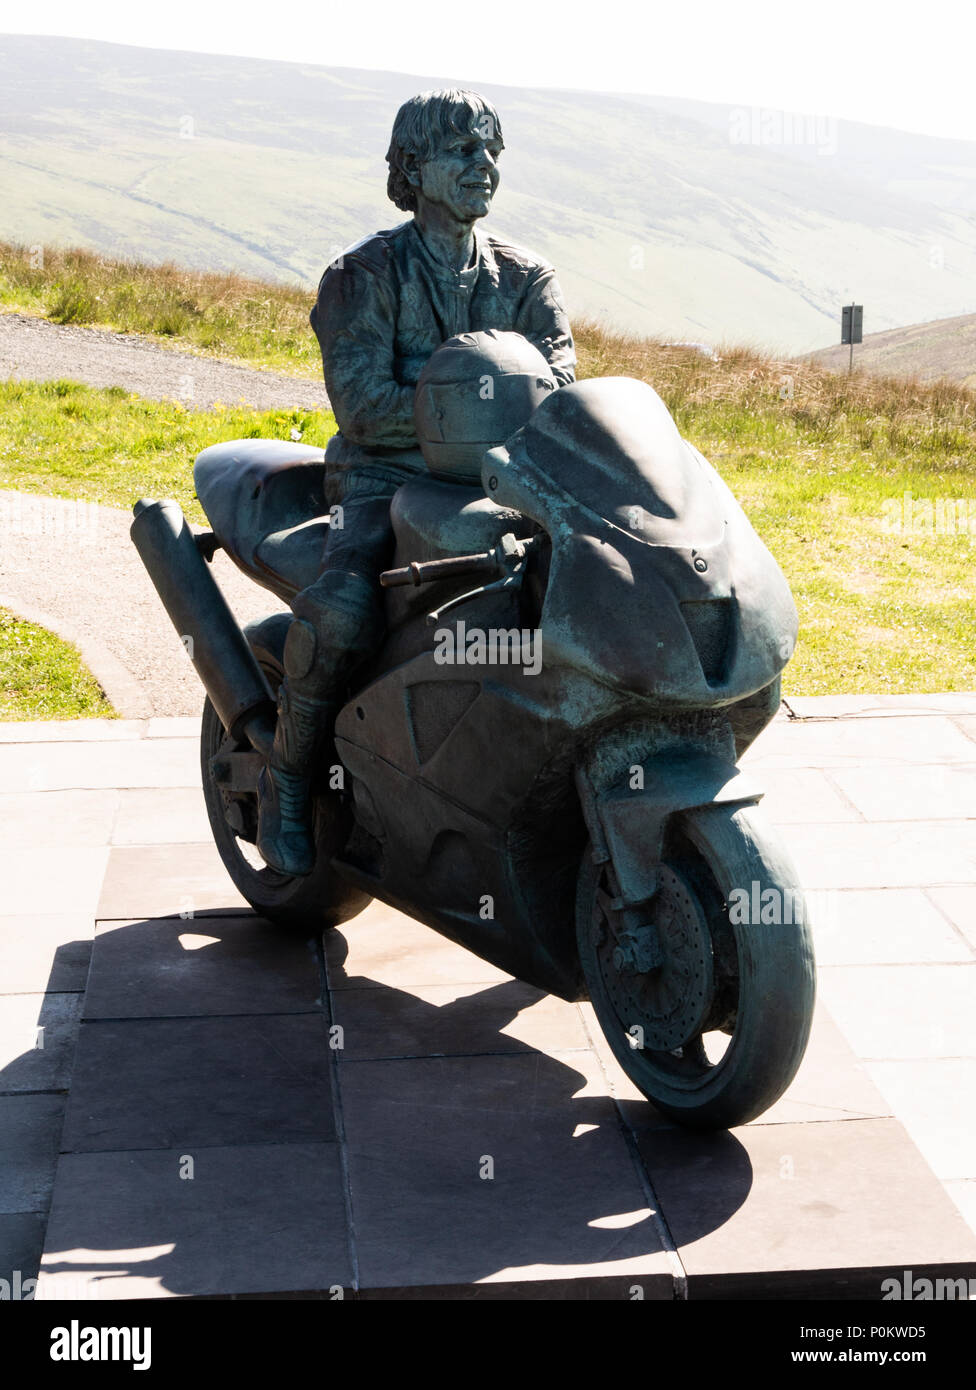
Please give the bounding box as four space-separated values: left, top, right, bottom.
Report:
200 612 371 932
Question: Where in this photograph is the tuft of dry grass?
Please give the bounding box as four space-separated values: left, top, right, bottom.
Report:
0 241 318 374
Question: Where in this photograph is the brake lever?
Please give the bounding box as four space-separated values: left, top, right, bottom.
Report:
425 571 524 626
424 533 540 626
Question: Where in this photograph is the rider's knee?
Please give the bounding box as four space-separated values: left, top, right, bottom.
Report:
291 569 385 661
282 618 319 681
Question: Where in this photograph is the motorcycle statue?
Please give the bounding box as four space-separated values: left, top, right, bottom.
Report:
131 355 815 1131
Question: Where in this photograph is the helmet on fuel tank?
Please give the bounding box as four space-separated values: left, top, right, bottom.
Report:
414 330 557 483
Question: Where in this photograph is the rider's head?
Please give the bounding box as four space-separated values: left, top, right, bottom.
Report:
386 90 504 223
414 330 557 483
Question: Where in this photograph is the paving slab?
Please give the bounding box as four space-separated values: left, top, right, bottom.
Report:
0 1212 46 1292
325 906 511 991
873 694 976 714
110 787 212 845
742 715 976 769
924 885 976 951
753 768 862 824
0 720 148 743
331 978 592 1062
781 820 976 890
37 1143 352 1300
828 763 976 821
946 1179 976 1233
338 1049 673 1295
785 694 976 718
638 1118 976 1298
818 963 976 1059
146 718 203 739
96 843 249 918
0 737 198 792
811 888 973 966
0 993 83 1091
0 914 94 994
84 917 322 1019
0 1095 64 1212
784 695 887 718
0 847 109 917
0 789 120 848
61 1015 336 1153
862 1060 976 1182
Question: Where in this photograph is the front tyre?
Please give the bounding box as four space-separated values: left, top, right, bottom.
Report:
576 802 815 1130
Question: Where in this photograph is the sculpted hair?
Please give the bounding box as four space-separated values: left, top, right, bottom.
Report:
386 90 504 212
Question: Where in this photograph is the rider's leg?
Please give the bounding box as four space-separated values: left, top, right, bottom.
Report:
256 483 395 876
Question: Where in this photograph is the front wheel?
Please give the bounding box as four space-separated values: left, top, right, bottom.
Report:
576 802 815 1130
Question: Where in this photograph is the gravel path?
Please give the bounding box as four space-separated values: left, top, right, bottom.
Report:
0 314 320 715
0 489 288 717
0 311 328 411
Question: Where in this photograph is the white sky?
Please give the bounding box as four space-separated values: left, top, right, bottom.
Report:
3 0 976 143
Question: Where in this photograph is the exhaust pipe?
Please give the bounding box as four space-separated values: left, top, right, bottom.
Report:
130 498 275 747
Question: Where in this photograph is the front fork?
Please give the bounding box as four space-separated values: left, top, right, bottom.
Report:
575 742 764 976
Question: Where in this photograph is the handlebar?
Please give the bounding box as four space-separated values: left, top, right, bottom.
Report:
380 533 544 623
380 550 500 588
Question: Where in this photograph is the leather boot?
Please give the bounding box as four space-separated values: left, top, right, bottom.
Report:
255 671 333 877
255 571 384 877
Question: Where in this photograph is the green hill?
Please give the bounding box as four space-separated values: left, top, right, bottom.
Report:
807 311 976 386
3 35 976 353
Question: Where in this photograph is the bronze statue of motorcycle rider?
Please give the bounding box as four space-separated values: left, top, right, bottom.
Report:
256 87 577 876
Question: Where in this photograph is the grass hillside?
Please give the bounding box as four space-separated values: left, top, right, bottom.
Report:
808 311 976 388
6 35 976 353
1 242 975 698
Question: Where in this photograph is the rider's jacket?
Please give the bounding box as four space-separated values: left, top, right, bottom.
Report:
310 219 576 474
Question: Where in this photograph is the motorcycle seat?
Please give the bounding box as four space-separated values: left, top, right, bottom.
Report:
193 440 532 604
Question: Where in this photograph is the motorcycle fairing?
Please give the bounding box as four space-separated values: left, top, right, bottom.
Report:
331 637 752 996
331 649 637 998
334 738 584 998
335 649 618 838
482 377 797 708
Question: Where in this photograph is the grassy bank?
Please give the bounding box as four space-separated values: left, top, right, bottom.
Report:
0 377 332 524
0 607 115 720
1 241 974 697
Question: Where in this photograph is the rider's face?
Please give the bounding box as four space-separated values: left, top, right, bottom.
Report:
413 115 503 224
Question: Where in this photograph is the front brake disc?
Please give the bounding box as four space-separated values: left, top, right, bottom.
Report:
599 864 715 1052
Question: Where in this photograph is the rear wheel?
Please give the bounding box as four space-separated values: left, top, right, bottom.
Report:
200 612 371 932
576 802 815 1129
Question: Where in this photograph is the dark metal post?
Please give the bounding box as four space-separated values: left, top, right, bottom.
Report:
841 303 863 374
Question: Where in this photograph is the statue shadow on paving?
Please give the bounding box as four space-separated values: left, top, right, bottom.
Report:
13 921 755 1296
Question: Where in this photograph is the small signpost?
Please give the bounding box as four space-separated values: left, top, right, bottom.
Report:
841 303 863 373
